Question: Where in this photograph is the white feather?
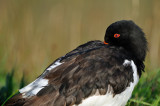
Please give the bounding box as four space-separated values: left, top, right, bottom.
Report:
19 60 62 98
74 59 139 106
46 60 62 71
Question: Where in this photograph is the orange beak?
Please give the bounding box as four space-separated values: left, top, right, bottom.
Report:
104 41 109 44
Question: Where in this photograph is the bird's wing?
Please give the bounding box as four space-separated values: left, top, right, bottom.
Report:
5 41 136 106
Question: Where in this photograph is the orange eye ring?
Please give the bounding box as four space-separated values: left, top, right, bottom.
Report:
114 33 120 38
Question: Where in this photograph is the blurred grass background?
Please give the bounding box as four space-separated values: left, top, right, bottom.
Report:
0 0 160 105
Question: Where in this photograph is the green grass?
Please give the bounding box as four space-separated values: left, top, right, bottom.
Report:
0 69 160 105
0 69 26 105
127 69 160 106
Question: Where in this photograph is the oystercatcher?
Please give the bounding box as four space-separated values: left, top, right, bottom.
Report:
5 20 147 106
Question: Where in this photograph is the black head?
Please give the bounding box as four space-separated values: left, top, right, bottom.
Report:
105 20 147 61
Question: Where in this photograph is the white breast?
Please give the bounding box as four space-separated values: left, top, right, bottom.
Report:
74 60 139 106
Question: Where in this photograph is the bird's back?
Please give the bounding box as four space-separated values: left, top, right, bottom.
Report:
5 40 138 106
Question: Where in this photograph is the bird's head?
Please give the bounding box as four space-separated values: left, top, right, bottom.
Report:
104 20 147 61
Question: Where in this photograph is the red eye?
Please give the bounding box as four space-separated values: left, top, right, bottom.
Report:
114 34 120 38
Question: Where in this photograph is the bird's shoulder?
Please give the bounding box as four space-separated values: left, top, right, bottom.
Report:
34 40 135 105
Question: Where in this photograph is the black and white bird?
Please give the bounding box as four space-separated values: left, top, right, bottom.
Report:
5 20 147 106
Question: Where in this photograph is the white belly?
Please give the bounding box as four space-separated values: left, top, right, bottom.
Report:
74 60 139 106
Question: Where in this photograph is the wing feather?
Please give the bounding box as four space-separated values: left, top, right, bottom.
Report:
5 40 134 106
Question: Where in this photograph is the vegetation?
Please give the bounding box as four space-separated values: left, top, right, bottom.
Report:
0 69 160 105
0 69 26 105
0 0 160 106
127 69 160 106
